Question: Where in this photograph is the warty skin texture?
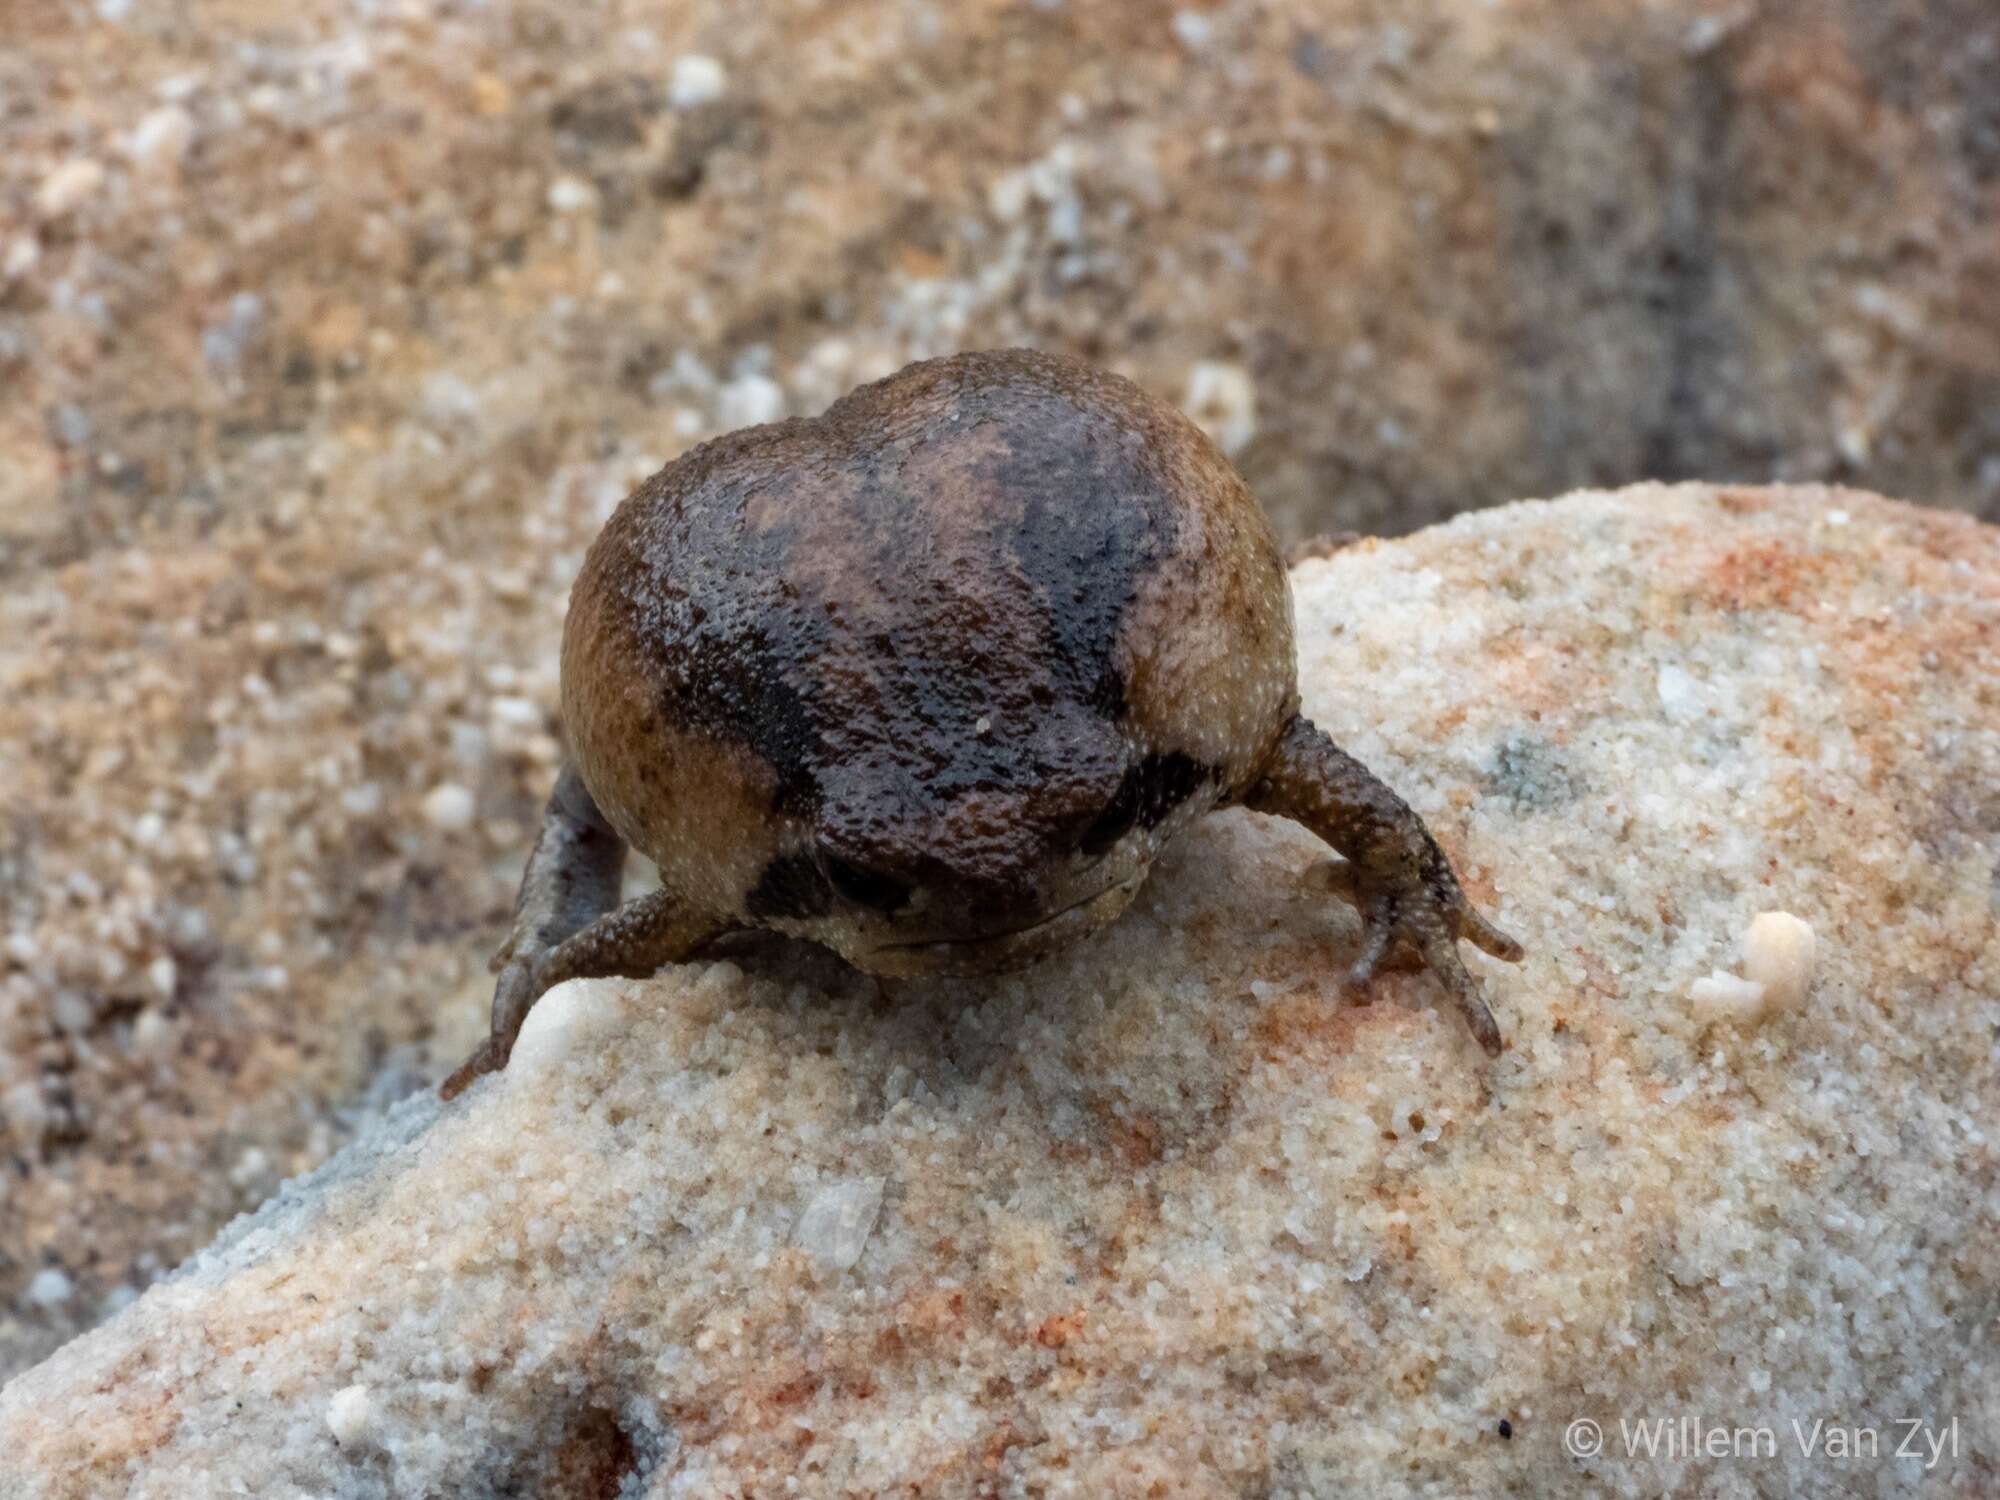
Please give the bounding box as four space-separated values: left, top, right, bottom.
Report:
443 349 1519 1096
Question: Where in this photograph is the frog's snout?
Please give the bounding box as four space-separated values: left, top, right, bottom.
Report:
858 871 1145 978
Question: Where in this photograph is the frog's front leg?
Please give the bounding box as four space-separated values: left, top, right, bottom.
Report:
439 765 726 1098
1242 715 1523 1053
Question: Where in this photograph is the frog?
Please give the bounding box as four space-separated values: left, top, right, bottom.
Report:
440 348 1521 1098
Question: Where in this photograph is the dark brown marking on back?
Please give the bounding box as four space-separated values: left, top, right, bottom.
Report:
582 350 1209 892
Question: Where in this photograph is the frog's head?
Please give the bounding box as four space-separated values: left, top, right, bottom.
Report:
744 726 1224 977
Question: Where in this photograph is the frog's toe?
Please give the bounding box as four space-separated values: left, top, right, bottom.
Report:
1462 905 1525 963
440 955 542 1099
440 1034 505 1100
1345 903 1399 986
1418 923 1505 1055
1340 876 1438 981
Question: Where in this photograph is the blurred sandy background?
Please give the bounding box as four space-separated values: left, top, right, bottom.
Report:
2 0 1997 1378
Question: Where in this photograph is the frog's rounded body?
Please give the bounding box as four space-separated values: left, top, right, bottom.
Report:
562 350 1296 975
441 349 1519 1098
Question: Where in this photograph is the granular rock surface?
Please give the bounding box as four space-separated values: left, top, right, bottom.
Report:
2 485 1993 1498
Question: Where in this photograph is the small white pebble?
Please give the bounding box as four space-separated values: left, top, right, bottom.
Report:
1656 663 1700 721
490 696 544 729
4 1083 47 1138
793 1177 886 1274
131 1006 174 1053
340 782 384 817
987 169 1031 224
26 1268 75 1309
1183 361 1257 456
36 159 106 219
1171 11 1214 49
508 978 633 1079
3 236 40 280
717 374 785 429
421 370 481 426
327 1384 375 1447
546 175 596 214
421 783 477 832
1684 13 1729 54
126 106 194 169
1743 911 1816 1013
1045 194 1084 245
1689 970 1766 1027
668 54 727 109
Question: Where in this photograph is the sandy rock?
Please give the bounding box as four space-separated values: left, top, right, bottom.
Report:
2 485 1994 1498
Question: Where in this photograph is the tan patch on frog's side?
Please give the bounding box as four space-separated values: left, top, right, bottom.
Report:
1110 395 1297 791
560 569 783 922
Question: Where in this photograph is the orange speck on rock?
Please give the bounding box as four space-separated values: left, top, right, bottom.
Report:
1696 540 1838 613
895 1288 967 1341
1713 487 1772 516
1033 1310 1085 1349
766 1372 821 1410
1252 988 1370 1065
1105 1112 1163 1169
898 245 947 279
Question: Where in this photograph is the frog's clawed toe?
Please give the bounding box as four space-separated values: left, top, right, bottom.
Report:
438 1036 505 1101
439 956 541 1099
1461 906 1526 964
1421 932 1507 1056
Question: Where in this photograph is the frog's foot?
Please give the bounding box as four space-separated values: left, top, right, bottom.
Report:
441 889 732 1100
1339 860 1521 1054
442 763 625 1100
1246 715 1523 1055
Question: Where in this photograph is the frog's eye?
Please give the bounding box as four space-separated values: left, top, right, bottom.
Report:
1080 752 1208 859
823 854 913 914
1079 773 1142 859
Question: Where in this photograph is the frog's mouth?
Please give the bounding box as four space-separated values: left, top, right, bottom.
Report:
859 875 1143 977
